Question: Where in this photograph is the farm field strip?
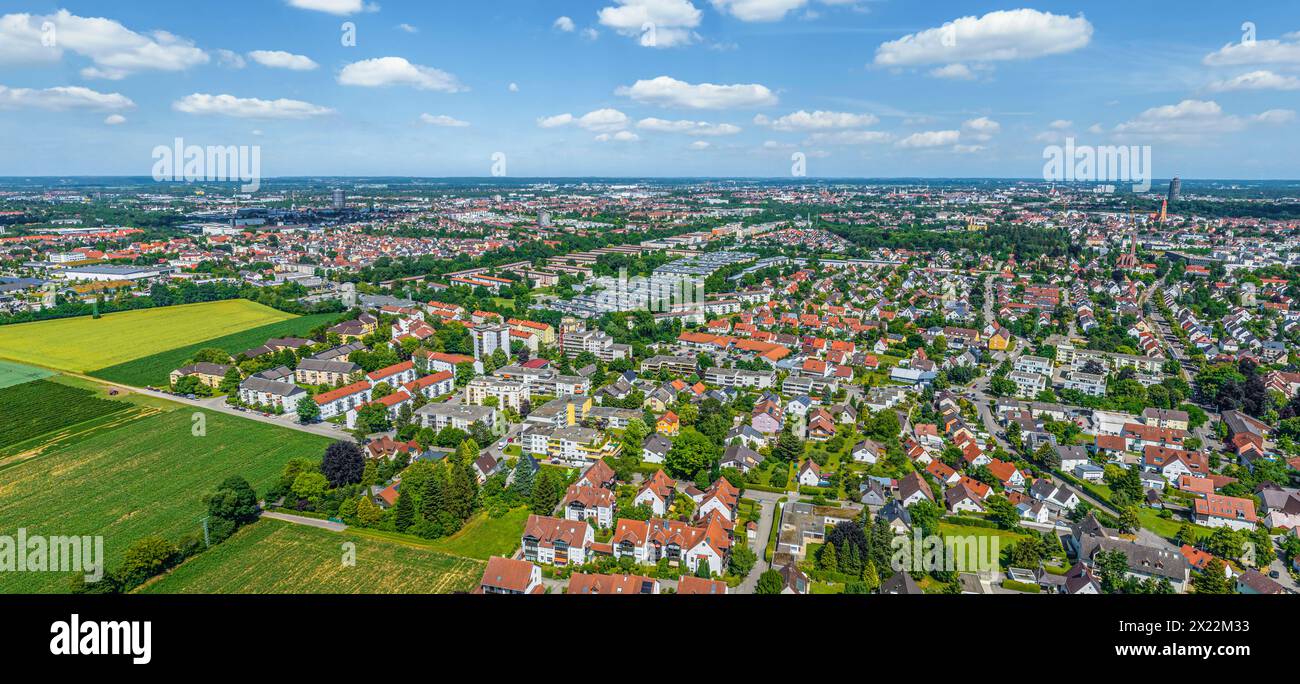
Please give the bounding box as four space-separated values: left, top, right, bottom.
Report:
0 409 333 593
139 519 484 594
0 379 134 450
89 311 339 387
0 300 295 373
0 360 53 389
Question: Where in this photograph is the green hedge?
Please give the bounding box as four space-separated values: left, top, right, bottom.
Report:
1002 579 1041 593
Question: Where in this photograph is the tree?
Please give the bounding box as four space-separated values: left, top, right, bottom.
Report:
322 441 365 488
729 546 757 578
774 428 803 463
296 395 321 424
393 487 416 532
818 540 839 573
1095 549 1130 593
291 471 328 501
755 569 784 594
355 494 384 526
205 476 260 526
985 495 1020 530
1191 558 1232 594
118 536 180 587
664 428 715 480
530 467 563 515
1118 506 1141 534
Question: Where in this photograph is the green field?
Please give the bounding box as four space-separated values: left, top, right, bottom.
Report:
139 519 484 594
0 408 333 593
0 360 53 389
0 379 132 450
0 300 296 373
90 311 340 387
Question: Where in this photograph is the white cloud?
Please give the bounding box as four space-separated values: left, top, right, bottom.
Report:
1206 70 1300 92
962 116 1000 141
637 117 742 135
615 75 777 109
508 82 520 92
216 49 246 69
0 10 209 79
1204 37 1300 66
896 130 960 148
1086 123 1103 135
419 113 470 127
596 130 640 142
338 57 465 92
928 63 975 80
598 0 702 48
1113 99 1247 140
538 113 575 128
689 140 711 149
804 130 892 145
104 114 126 125
396 23 418 33
754 110 877 130
539 108 630 133
1254 109 1296 124
248 50 318 71
582 28 600 40
285 0 376 16
1049 119 1073 129
0 84 135 111
953 144 985 154
874 9 1092 68
554 16 575 32
173 93 333 119
709 0 857 22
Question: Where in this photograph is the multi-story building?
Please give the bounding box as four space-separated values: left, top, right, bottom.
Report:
464 377 530 412
294 358 360 386
471 324 511 361
561 328 630 362
414 402 498 432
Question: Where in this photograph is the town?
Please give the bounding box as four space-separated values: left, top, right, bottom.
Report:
2 177 1298 596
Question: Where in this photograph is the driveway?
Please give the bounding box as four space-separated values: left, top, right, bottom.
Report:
260 510 347 532
737 489 785 593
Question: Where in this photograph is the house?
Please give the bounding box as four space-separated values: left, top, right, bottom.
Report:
520 514 593 566
656 410 680 436
944 484 985 513
859 480 887 507
721 444 763 472
677 575 729 595
1143 445 1208 482
237 377 305 418
641 434 672 464
778 564 811 595
562 485 617 528
610 516 731 575
475 556 543 595
634 470 677 515
797 460 823 487
367 360 418 389
313 380 373 420
1236 568 1288 595
575 459 617 489
294 358 360 386
986 458 1025 488
567 572 659 595
169 362 232 390
1192 494 1258 531
695 478 740 522
472 453 501 484
880 571 924 594
898 472 934 507
850 439 882 464
1056 445 1090 472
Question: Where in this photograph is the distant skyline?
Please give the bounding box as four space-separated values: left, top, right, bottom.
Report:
0 1 1298 179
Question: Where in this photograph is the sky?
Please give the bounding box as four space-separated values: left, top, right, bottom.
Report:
0 0 1298 179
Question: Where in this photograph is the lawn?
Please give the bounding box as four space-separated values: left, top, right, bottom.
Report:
0 407 333 593
139 519 483 594
0 360 53 389
90 311 340 387
0 300 296 374
428 506 530 560
1138 508 1213 543
0 379 132 450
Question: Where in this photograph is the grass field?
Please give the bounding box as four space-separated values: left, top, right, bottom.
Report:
89 311 340 387
0 360 53 389
0 379 132 450
0 300 296 373
139 519 484 594
0 408 333 593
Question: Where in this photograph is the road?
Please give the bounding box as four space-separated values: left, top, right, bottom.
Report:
71 372 358 440
737 489 784 593
260 510 347 531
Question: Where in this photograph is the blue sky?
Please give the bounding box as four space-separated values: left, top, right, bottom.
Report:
0 0 1297 178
